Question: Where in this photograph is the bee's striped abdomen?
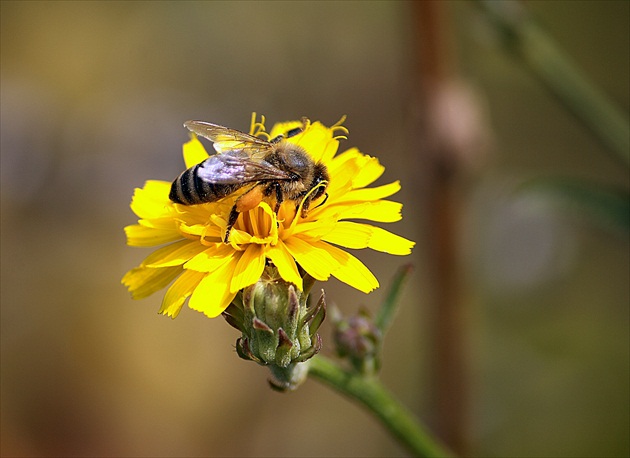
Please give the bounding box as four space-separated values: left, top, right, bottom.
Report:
169 163 240 205
169 165 197 204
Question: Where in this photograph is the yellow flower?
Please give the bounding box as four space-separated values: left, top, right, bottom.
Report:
122 115 414 319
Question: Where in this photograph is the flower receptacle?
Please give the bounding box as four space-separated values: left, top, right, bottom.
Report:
222 266 326 390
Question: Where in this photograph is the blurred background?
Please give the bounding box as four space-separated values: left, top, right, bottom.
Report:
1 1 628 457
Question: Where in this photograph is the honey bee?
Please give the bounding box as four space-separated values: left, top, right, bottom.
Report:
169 118 329 243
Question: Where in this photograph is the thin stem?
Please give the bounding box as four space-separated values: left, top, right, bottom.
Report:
308 356 455 458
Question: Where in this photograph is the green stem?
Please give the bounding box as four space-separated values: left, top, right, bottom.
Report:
475 0 630 166
308 356 455 458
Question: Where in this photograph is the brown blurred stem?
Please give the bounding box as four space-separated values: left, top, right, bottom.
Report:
413 1 469 454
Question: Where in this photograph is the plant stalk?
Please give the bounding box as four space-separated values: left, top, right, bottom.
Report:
308 356 454 458
475 0 630 165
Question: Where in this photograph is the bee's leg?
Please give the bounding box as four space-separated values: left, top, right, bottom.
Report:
269 119 308 144
261 182 284 213
269 134 284 144
273 184 284 213
224 184 264 243
313 193 329 209
301 189 328 218
300 204 309 218
299 193 313 218
224 205 240 243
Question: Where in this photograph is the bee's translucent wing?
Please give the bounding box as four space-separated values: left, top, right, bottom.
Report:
184 121 270 155
197 151 291 184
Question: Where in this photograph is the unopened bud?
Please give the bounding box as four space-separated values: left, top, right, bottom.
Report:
332 305 382 374
222 266 326 391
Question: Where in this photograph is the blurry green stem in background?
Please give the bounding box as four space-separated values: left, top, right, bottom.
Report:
308 356 454 458
475 0 630 166
375 264 414 334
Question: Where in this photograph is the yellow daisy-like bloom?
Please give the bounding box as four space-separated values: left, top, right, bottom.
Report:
122 115 414 319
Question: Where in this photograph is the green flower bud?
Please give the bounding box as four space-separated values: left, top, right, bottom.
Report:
222 266 326 391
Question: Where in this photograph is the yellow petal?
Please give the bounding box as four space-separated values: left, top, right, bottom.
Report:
352 155 385 189
318 137 340 164
290 219 336 239
244 202 277 243
183 136 210 168
159 270 205 318
312 241 379 293
143 180 173 195
184 243 236 272
328 148 364 174
231 244 265 293
124 224 182 247
321 221 373 249
266 241 303 290
337 181 401 202
290 121 338 163
122 265 182 299
327 158 360 195
268 120 303 139
365 226 415 255
283 236 334 281
322 222 414 255
145 240 208 267
130 181 172 219
141 239 190 265
329 148 384 189
178 222 223 240
188 259 238 318
137 217 179 230
318 200 402 223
